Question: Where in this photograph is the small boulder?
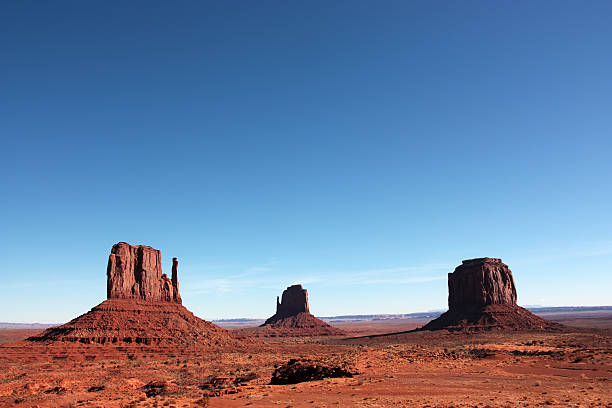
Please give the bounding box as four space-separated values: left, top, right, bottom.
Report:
270 358 355 385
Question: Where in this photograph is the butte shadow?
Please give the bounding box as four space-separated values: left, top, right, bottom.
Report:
27 242 243 347
235 284 345 338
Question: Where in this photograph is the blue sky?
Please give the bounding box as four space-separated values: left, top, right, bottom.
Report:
1 1 611 322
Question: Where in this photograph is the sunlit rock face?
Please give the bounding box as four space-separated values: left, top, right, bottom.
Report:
106 242 181 304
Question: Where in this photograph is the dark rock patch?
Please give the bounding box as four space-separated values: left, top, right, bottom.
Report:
270 358 355 385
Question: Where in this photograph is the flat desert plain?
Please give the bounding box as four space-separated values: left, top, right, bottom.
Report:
1 310 610 408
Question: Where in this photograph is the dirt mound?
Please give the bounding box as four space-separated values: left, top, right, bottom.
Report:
270 358 355 384
26 299 243 347
422 304 564 332
423 258 563 332
238 312 345 338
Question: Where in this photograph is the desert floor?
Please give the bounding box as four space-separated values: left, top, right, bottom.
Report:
1 312 610 408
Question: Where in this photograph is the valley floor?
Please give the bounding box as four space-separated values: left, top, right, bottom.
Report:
0 314 610 407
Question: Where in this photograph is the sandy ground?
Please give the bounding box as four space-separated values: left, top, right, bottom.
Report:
0 313 610 407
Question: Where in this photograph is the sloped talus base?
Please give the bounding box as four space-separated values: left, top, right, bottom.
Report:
237 312 345 338
422 304 564 332
26 299 243 347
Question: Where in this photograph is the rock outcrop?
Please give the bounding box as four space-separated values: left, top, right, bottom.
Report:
448 258 516 310
28 242 242 347
107 242 181 304
422 258 562 332
236 284 345 338
270 358 356 385
270 284 309 320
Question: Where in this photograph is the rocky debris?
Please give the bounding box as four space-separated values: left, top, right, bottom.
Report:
143 380 177 397
198 374 257 397
244 284 345 337
27 298 244 347
196 373 258 398
234 372 259 384
27 242 244 347
200 376 238 397
270 358 355 385
107 242 181 304
43 386 66 394
422 258 563 332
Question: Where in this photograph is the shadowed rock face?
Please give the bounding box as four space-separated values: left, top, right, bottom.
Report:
275 284 309 317
448 258 517 311
106 242 181 304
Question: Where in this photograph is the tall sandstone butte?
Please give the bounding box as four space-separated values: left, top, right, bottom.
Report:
107 242 181 303
423 258 562 332
448 258 516 311
274 284 309 318
27 242 242 347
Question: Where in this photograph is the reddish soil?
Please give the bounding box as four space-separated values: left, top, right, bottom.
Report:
1 314 610 407
0 330 42 345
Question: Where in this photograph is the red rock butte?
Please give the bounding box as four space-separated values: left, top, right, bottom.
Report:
107 242 181 303
248 284 345 337
27 242 243 347
422 258 562 332
269 284 310 320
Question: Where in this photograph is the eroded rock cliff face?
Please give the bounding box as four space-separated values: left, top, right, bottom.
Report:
448 258 516 311
106 242 181 304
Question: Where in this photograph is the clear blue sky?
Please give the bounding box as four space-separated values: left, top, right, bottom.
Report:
1 1 611 323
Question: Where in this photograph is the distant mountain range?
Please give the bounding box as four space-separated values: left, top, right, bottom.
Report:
0 322 58 329
526 306 612 314
212 305 612 326
3 306 611 329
